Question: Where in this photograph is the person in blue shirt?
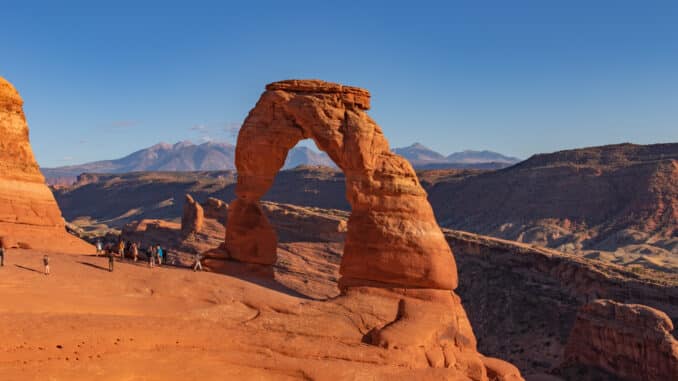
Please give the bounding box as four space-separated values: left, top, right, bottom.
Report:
156 245 164 266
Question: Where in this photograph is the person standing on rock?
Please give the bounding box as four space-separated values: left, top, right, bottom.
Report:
157 245 164 266
43 254 50 275
0 238 5 267
193 252 203 272
108 249 114 272
131 242 139 263
118 239 125 261
148 244 156 268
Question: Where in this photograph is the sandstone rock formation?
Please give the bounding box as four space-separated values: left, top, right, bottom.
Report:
203 197 229 223
181 194 204 237
564 299 678 381
222 79 457 290
0 77 92 253
213 80 523 380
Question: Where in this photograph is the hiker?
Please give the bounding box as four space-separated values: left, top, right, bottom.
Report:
43 255 50 275
193 252 203 272
108 249 114 272
148 244 156 268
157 245 164 266
118 239 125 261
0 238 5 267
95 239 103 255
131 242 139 263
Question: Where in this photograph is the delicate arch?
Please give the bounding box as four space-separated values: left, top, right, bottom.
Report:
222 80 457 290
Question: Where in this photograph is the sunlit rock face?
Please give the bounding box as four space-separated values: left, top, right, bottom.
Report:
221 79 457 290
0 77 92 253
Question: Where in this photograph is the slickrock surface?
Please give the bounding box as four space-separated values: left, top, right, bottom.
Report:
0 249 517 381
223 79 457 290
564 299 678 381
0 77 92 253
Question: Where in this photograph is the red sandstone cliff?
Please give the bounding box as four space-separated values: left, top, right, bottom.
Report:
0 77 92 253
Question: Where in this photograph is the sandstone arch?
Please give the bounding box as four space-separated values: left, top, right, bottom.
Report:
222 80 457 290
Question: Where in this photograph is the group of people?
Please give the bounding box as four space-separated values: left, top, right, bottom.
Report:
95 238 202 272
0 236 203 275
96 239 170 271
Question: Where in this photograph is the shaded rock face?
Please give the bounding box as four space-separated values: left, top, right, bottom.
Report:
222 79 457 290
445 229 678 376
564 299 678 381
0 77 92 253
181 194 204 237
203 197 228 224
427 143 678 263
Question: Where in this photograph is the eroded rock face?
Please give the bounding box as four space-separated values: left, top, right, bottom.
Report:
0 77 92 253
564 299 678 381
222 79 457 290
203 197 229 224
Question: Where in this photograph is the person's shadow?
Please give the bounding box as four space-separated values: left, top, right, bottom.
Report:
77 261 110 272
15 264 42 274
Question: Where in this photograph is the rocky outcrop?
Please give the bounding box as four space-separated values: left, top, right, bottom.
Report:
181 194 204 237
222 79 457 290
183 196 347 245
0 77 92 253
564 299 678 381
445 228 678 376
203 197 228 223
261 201 347 243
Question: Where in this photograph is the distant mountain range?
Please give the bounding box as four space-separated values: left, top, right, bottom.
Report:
393 143 521 167
41 141 520 184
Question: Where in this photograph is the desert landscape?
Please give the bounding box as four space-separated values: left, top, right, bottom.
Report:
2 3 678 380
2 74 677 381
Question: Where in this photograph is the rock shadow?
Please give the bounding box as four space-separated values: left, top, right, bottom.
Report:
205 258 312 300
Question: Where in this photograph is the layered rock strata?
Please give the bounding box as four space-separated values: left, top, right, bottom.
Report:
0 77 92 253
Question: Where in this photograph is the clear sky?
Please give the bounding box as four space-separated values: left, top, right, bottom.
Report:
2 1 677 167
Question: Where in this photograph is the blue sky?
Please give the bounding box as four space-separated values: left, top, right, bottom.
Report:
2 1 676 167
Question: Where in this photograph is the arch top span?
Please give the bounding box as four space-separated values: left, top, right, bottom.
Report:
222 79 458 291
265 79 371 110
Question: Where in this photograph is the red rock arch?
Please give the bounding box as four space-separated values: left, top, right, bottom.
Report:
222 80 457 290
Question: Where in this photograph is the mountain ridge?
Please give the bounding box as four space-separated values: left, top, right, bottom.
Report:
393 142 521 167
42 140 520 184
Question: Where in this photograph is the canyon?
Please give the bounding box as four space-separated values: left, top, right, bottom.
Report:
53 142 678 274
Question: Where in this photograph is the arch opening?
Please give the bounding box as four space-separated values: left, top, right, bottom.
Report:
221 80 458 291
